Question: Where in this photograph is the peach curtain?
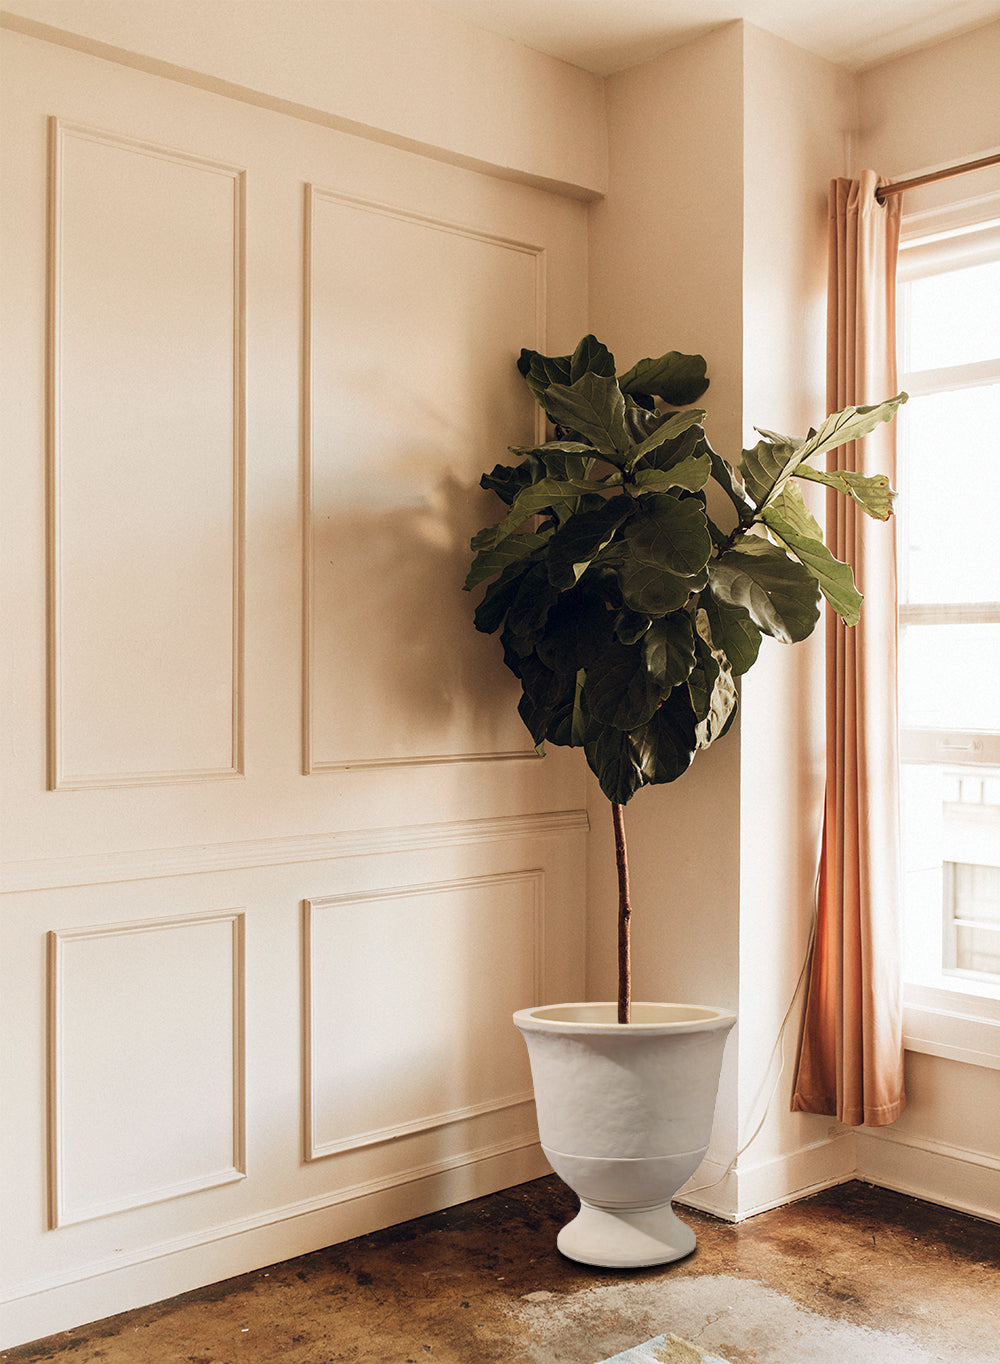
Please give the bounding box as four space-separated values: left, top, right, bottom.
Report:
792 172 907 1126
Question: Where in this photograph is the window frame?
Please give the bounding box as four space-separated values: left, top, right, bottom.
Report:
894 195 1000 1061
896 224 1000 766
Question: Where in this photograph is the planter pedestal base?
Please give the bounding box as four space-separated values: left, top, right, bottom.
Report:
556 1199 696 1268
514 1002 736 1271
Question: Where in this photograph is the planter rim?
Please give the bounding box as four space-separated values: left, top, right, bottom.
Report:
514 1001 736 1035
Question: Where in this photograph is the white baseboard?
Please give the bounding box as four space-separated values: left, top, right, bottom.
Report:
1 1140 550 1351
856 1129 1000 1226
675 1157 738 1220
679 1128 1000 1227
678 1133 857 1222
8 1130 995 1349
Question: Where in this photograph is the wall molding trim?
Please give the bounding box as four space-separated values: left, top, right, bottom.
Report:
856 1128 1000 1226
0 14 605 203
300 181 547 776
303 870 545 1160
678 1131 858 1223
47 911 246 1228
307 1091 537 1162
681 1128 1000 1227
0 1136 549 1348
45 117 246 792
1 809 590 892
4 1134 541 1301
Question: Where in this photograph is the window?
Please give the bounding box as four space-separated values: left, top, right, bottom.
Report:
896 212 1000 1011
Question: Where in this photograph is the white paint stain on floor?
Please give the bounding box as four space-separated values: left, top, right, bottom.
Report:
509 1273 990 1364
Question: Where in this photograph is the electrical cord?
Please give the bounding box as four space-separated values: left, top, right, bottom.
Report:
679 846 822 1202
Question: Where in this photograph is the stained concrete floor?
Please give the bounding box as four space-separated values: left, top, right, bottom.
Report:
4 1179 999 1363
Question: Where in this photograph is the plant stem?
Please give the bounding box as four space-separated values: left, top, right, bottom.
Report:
612 801 632 1024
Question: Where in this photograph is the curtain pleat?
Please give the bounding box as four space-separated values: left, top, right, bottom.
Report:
792 171 907 1127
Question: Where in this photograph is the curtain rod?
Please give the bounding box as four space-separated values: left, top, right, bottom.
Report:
875 151 1000 203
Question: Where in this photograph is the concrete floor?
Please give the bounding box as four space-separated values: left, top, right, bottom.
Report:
4 1179 999 1363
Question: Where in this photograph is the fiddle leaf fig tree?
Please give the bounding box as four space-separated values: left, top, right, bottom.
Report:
465 335 906 1022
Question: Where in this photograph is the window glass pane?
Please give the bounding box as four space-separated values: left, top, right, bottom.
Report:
899 623 1000 731
901 765 1000 986
901 764 946 984
948 863 1000 976
949 862 1000 926
900 384 1000 603
952 923 1000 976
907 259 1000 370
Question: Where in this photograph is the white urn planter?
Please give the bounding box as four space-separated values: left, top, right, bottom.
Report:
514 1001 736 1268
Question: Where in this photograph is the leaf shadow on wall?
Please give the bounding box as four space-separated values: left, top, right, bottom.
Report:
309 470 531 766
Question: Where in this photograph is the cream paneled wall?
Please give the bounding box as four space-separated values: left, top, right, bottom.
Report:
49 121 245 788
304 872 543 1160
49 911 247 1226
303 186 544 772
0 30 589 1346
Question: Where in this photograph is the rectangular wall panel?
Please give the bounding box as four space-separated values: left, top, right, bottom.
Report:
304 872 543 1159
47 120 245 788
304 187 544 771
48 911 246 1226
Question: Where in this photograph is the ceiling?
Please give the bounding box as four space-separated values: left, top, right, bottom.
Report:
431 0 1000 74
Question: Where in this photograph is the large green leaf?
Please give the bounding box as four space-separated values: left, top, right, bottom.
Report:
738 436 801 511
464 530 551 591
794 464 896 519
709 535 821 643
471 475 601 553
700 587 762 677
703 438 755 521
625 409 707 470
623 494 714 577
614 606 653 645
625 403 670 444
479 461 534 507
540 373 630 458
761 490 862 625
506 442 599 484
584 726 646 805
618 351 710 406
517 348 571 396
473 556 534 634
544 669 588 748
795 394 908 464
687 623 720 724
517 334 616 405
759 480 823 541
636 689 698 785
690 610 738 748
583 642 662 731
502 561 563 649
631 424 702 472
642 612 697 693
534 585 616 673
741 395 908 513
567 334 617 382
544 494 634 590
516 653 577 748
617 496 711 616
618 557 694 616
632 453 712 495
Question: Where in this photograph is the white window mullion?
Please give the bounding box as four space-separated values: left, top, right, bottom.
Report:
902 359 1000 396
